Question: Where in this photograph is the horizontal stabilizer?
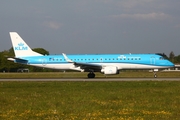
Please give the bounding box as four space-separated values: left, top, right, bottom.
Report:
7 57 28 64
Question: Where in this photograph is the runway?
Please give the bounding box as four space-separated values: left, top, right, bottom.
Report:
0 78 180 81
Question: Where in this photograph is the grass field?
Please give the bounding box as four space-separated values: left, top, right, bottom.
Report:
1 81 180 119
0 71 180 78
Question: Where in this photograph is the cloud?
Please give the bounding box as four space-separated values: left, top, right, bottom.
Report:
116 0 156 9
111 12 171 21
43 21 63 30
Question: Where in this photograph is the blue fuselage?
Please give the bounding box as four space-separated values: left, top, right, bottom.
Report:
16 54 174 71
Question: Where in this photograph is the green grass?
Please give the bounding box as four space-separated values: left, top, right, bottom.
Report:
0 71 180 78
1 81 180 119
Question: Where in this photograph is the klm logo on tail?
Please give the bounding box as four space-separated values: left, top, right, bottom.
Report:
14 43 28 50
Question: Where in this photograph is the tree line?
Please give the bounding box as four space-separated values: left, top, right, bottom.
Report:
0 48 52 72
0 48 180 72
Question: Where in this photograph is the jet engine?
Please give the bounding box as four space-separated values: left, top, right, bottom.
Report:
101 66 119 75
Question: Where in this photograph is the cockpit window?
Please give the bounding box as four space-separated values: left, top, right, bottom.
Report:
159 57 166 60
156 53 168 60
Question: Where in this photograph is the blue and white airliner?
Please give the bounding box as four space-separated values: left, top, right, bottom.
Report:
8 32 174 78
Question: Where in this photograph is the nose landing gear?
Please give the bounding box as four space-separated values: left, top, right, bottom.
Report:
153 72 157 78
153 69 158 78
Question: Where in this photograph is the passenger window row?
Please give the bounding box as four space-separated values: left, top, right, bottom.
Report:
48 57 141 61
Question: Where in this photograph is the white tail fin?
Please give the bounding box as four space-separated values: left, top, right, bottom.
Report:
9 32 43 57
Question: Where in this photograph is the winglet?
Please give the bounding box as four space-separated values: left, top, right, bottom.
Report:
62 53 73 63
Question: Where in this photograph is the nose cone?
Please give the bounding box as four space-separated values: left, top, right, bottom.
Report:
167 60 174 67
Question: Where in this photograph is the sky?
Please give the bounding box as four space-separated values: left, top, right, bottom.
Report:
0 0 180 56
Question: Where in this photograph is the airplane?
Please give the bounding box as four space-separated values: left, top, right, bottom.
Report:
8 32 174 78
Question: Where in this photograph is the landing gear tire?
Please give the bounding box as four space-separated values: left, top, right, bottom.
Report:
87 72 95 78
153 69 158 78
154 74 157 78
153 72 157 78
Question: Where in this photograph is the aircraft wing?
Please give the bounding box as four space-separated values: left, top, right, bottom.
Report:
62 53 102 71
74 62 102 70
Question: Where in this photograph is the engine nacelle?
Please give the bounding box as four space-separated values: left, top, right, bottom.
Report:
101 66 119 75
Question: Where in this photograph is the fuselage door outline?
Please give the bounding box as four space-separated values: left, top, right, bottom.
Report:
150 56 156 65
42 58 47 66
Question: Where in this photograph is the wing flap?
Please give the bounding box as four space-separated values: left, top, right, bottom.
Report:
74 62 102 70
62 53 102 71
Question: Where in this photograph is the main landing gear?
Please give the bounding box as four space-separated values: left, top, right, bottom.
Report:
87 72 95 78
